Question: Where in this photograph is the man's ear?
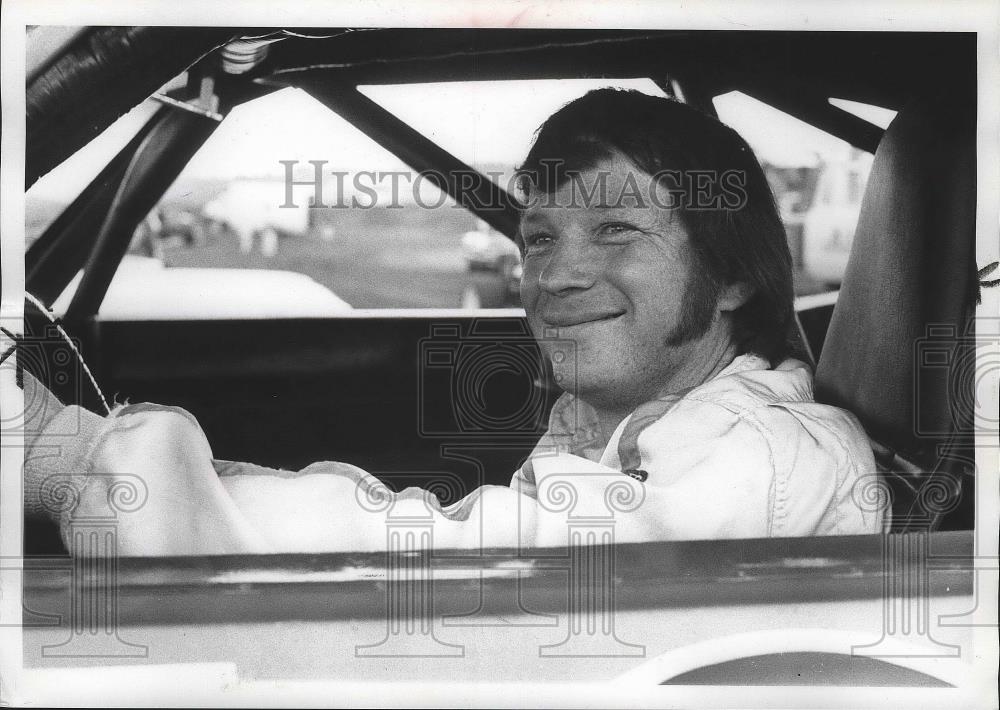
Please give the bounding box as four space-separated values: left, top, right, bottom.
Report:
716 281 753 312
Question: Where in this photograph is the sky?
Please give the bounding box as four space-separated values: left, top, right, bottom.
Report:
27 78 896 204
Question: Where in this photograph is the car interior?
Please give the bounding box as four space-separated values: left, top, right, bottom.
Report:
20 29 979 554
13 26 985 689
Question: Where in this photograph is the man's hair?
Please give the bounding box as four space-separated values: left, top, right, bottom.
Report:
516 88 795 364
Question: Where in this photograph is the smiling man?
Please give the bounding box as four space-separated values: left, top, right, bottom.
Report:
519 150 748 441
504 90 880 538
21 89 881 555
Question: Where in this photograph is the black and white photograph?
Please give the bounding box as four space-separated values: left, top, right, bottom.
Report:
1 1 998 706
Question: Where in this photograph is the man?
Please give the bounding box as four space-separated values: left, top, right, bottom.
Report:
22 90 880 555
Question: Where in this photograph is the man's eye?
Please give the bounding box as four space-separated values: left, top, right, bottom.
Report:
599 223 637 238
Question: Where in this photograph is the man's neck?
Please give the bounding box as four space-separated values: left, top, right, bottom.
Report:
589 338 740 442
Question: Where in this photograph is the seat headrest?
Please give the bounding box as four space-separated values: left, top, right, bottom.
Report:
814 93 977 465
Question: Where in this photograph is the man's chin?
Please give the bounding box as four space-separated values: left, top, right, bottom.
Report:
549 360 614 399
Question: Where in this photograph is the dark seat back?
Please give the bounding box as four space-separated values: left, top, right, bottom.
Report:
814 92 978 532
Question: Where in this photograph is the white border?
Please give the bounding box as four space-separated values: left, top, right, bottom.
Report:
2 0 997 31
2 1 999 707
0 3 27 705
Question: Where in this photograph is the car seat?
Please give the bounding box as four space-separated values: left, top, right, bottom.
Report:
814 90 978 532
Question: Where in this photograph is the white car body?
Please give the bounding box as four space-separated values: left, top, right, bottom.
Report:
52 255 352 320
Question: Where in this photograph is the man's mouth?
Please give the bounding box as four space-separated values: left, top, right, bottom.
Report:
541 310 625 328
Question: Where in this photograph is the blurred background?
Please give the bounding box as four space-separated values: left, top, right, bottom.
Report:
26 78 894 315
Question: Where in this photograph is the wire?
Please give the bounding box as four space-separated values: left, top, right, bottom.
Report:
279 29 375 40
0 327 18 365
269 32 664 77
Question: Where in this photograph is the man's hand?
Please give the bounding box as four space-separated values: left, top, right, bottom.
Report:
70 404 269 555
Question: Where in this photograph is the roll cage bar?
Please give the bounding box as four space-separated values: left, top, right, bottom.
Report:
25 28 974 322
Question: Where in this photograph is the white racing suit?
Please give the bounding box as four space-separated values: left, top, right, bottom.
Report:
21 354 881 555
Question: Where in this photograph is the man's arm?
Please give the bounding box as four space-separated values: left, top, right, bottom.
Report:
21 374 879 556
21 376 651 555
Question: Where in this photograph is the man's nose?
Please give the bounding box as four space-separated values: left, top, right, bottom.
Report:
537 238 596 295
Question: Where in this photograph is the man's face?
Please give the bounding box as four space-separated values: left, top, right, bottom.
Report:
519 152 719 411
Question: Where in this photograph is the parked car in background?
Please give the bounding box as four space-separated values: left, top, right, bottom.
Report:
460 219 520 271
459 220 522 308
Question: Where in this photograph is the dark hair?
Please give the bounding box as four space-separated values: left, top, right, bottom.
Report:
516 88 795 364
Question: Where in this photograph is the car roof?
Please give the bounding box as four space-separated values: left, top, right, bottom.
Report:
27 28 975 187
262 29 970 105
25 27 977 314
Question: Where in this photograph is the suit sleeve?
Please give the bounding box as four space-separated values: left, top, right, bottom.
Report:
23 376 877 556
